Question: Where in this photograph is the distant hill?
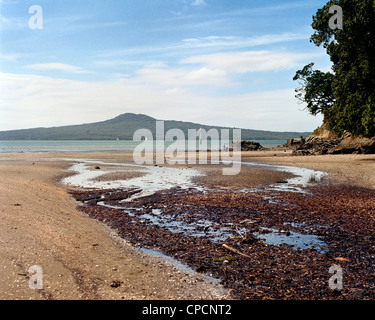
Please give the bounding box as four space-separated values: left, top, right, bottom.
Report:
0 113 311 141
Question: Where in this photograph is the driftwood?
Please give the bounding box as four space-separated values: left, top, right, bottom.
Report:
222 244 251 259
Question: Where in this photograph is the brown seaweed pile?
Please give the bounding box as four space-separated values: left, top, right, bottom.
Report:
68 184 375 300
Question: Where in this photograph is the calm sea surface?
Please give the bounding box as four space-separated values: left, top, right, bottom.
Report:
0 140 286 153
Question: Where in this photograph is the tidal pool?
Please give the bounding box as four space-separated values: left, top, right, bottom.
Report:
254 227 328 253
62 159 327 197
61 158 328 251
62 159 204 200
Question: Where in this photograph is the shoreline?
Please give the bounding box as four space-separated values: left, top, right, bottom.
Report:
1 151 374 300
2 150 374 190
0 156 230 300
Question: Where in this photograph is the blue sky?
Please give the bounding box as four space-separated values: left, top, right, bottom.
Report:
0 0 330 131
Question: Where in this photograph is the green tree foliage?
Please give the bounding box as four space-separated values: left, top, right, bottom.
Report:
293 62 335 117
295 0 375 137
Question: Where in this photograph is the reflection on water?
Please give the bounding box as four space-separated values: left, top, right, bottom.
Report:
254 227 328 253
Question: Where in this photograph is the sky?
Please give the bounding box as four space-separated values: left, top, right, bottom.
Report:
0 0 331 132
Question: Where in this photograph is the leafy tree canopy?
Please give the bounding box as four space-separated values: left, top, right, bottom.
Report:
293 62 335 117
294 0 375 137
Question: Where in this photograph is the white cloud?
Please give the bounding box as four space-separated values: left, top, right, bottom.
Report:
0 13 26 30
185 67 226 82
97 49 319 90
25 63 93 74
0 53 25 62
135 65 232 87
97 32 310 59
191 0 206 6
182 50 322 73
180 33 309 50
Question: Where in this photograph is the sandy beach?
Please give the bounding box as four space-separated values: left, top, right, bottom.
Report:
247 152 375 190
1 151 374 300
0 155 229 300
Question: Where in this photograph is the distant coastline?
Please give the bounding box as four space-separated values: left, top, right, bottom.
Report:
0 113 311 141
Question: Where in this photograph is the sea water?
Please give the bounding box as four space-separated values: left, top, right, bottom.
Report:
0 139 286 153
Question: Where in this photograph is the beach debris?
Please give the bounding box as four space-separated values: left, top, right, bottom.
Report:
334 257 349 262
279 230 291 236
212 256 237 263
222 244 251 259
234 225 256 244
110 280 123 288
17 273 28 277
69 183 375 300
239 219 259 225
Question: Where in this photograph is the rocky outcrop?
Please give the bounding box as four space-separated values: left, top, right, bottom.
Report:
291 136 341 155
329 134 375 154
288 130 375 155
240 141 265 151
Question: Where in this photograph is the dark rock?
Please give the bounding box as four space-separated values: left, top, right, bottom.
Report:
290 136 341 156
286 137 305 147
328 135 375 155
110 280 123 288
240 141 265 151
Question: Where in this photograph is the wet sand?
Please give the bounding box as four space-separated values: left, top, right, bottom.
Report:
192 165 293 189
0 158 229 300
1 151 374 300
241 151 375 190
